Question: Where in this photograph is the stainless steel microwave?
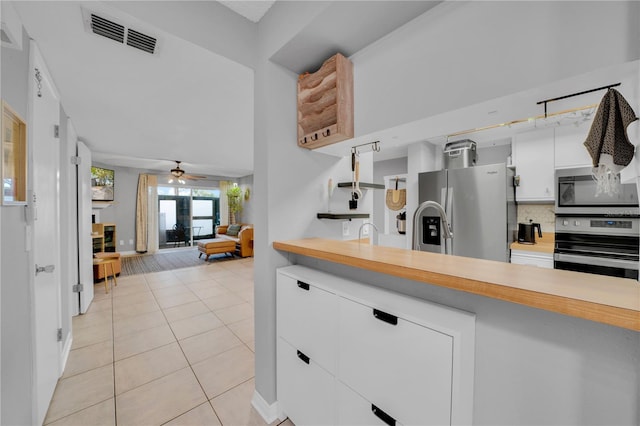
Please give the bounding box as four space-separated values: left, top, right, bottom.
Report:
555 167 639 216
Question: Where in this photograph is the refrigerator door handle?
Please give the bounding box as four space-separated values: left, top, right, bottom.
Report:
446 187 453 228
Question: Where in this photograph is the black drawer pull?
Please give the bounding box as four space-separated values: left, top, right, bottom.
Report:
373 309 398 325
297 280 310 291
371 404 395 426
296 350 310 364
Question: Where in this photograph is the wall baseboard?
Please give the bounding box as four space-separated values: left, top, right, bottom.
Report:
251 390 282 424
60 332 72 374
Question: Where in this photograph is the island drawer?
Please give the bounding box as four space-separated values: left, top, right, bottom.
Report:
338 296 453 426
337 381 405 426
277 273 338 374
277 337 336 425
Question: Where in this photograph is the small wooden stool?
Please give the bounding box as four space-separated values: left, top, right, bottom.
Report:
93 258 118 293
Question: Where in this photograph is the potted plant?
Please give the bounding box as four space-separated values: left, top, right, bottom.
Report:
227 185 243 224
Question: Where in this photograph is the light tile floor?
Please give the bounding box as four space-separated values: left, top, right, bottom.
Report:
44 257 293 426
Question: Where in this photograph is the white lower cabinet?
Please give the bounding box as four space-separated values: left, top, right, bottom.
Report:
510 250 554 269
338 298 453 426
277 265 476 426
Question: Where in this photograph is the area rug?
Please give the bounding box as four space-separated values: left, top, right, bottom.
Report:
121 248 237 276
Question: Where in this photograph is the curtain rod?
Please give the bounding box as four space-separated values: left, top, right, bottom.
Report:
446 103 598 139
537 83 620 117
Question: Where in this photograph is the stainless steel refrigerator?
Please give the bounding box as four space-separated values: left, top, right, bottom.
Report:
417 163 516 262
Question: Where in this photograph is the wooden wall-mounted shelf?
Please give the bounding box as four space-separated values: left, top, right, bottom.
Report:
297 53 354 150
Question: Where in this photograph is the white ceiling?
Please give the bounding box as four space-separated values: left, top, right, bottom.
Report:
219 0 276 23
12 0 448 177
14 1 255 178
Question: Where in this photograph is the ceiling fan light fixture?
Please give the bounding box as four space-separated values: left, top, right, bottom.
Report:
170 160 185 178
170 167 184 178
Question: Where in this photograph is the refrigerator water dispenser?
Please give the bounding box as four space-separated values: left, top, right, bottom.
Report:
423 216 441 245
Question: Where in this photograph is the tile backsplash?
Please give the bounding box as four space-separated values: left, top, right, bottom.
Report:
517 203 555 233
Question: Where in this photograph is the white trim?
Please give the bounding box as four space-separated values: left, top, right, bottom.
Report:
59 332 72 374
251 390 282 424
118 250 137 256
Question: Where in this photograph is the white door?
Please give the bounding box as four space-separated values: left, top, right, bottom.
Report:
29 43 63 426
77 141 94 313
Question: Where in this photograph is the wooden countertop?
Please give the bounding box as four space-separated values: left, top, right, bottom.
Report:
510 233 555 254
273 238 640 332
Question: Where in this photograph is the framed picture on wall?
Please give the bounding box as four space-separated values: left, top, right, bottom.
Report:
2 100 28 205
91 166 115 201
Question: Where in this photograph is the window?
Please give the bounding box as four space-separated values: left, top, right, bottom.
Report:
158 185 220 249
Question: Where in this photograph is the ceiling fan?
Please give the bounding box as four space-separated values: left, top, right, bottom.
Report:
167 161 207 183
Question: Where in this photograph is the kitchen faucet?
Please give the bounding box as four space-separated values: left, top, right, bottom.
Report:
358 222 379 245
412 201 453 254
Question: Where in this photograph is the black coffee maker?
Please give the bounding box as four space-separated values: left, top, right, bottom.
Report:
518 220 542 244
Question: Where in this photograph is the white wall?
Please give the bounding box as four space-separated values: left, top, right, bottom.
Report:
373 157 407 232
238 175 254 225
352 1 640 137
92 163 145 253
254 1 640 422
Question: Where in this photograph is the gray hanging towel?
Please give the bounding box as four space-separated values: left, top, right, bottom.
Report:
583 88 638 196
584 88 638 170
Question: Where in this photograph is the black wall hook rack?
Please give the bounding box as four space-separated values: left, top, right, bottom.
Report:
537 82 621 118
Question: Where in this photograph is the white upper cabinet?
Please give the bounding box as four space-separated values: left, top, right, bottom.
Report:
513 127 555 202
554 124 594 169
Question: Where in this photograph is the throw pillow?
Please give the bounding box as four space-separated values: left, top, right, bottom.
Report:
226 224 241 236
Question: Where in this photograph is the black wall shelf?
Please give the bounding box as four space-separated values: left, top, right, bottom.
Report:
317 213 370 220
337 182 385 189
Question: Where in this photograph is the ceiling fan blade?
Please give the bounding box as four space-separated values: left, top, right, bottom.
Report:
183 174 207 180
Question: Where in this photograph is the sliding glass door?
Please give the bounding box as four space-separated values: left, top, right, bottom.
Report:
158 186 220 249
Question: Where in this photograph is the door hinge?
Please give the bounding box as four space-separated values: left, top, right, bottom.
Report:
57 328 63 342
54 125 59 138
70 156 81 165
72 283 84 293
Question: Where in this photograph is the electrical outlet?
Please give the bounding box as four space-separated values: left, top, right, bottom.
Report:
362 221 370 236
119 240 124 246
342 221 350 237
129 239 133 244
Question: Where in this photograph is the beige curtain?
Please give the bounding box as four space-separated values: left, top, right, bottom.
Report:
135 174 157 253
219 180 229 227
147 175 158 253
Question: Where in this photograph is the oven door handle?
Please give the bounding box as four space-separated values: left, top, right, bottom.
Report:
554 253 639 270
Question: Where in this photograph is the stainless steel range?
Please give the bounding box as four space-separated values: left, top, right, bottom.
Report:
554 217 639 279
554 167 639 279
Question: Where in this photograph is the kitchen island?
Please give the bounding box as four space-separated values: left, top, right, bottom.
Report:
274 238 639 331
272 237 639 425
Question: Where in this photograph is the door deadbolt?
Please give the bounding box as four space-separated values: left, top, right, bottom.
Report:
35 264 55 275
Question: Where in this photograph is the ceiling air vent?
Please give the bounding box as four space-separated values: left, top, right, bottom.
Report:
126 29 156 54
90 14 125 44
82 8 159 55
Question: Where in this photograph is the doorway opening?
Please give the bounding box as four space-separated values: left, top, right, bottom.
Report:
158 186 220 249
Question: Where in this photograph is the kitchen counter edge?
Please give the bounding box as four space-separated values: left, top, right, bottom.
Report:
273 238 640 332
